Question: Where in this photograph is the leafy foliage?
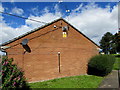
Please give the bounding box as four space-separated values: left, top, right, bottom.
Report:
99 32 113 54
87 55 115 76
99 32 120 54
1 56 29 89
113 32 120 53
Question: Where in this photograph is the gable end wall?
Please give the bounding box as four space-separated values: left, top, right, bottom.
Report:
5 19 99 82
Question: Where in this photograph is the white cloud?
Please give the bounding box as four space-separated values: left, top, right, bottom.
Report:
0 3 4 45
118 3 120 28
1 4 62 45
65 3 118 44
72 3 83 13
0 3 30 44
1 3 118 46
26 13 60 28
43 7 50 14
26 5 62 29
10 0 15 3
31 6 41 16
54 4 62 16
11 7 24 15
0 3 4 12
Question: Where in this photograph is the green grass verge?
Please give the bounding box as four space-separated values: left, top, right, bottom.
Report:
112 54 120 70
29 75 103 88
113 57 120 70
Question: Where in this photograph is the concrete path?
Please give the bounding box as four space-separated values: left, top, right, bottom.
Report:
98 70 120 89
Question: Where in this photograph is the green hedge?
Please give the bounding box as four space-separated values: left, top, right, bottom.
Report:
87 55 115 76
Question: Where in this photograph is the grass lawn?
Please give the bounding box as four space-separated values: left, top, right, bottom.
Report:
29 75 103 88
113 57 120 70
113 54 120 70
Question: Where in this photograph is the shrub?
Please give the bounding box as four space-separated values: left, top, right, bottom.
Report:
1 56 29 89
87 55 115 76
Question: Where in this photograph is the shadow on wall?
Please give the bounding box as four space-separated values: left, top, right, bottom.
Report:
22 45 31 53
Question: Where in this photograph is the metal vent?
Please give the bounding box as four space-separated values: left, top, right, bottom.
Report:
62 26 68 32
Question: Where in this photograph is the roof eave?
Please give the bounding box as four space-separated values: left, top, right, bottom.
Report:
1 17 100 48
0 17 63 46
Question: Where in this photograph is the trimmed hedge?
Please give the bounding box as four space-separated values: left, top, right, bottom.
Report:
87 55 115 76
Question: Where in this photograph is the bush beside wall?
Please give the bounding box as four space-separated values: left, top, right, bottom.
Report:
87 55 115 76
1 56 29 89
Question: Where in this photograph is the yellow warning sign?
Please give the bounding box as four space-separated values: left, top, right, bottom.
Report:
63 32 67 37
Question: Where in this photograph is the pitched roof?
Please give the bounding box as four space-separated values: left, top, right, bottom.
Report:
1 18 100 48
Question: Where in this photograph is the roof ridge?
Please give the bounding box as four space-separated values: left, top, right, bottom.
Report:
1 17 99 48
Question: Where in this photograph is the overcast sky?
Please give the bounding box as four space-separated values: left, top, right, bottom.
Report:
0 2 118 47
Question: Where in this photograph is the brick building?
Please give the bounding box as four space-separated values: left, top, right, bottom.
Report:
1 18 100 82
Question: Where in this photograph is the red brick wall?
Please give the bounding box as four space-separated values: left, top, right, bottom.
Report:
5 19 99 82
